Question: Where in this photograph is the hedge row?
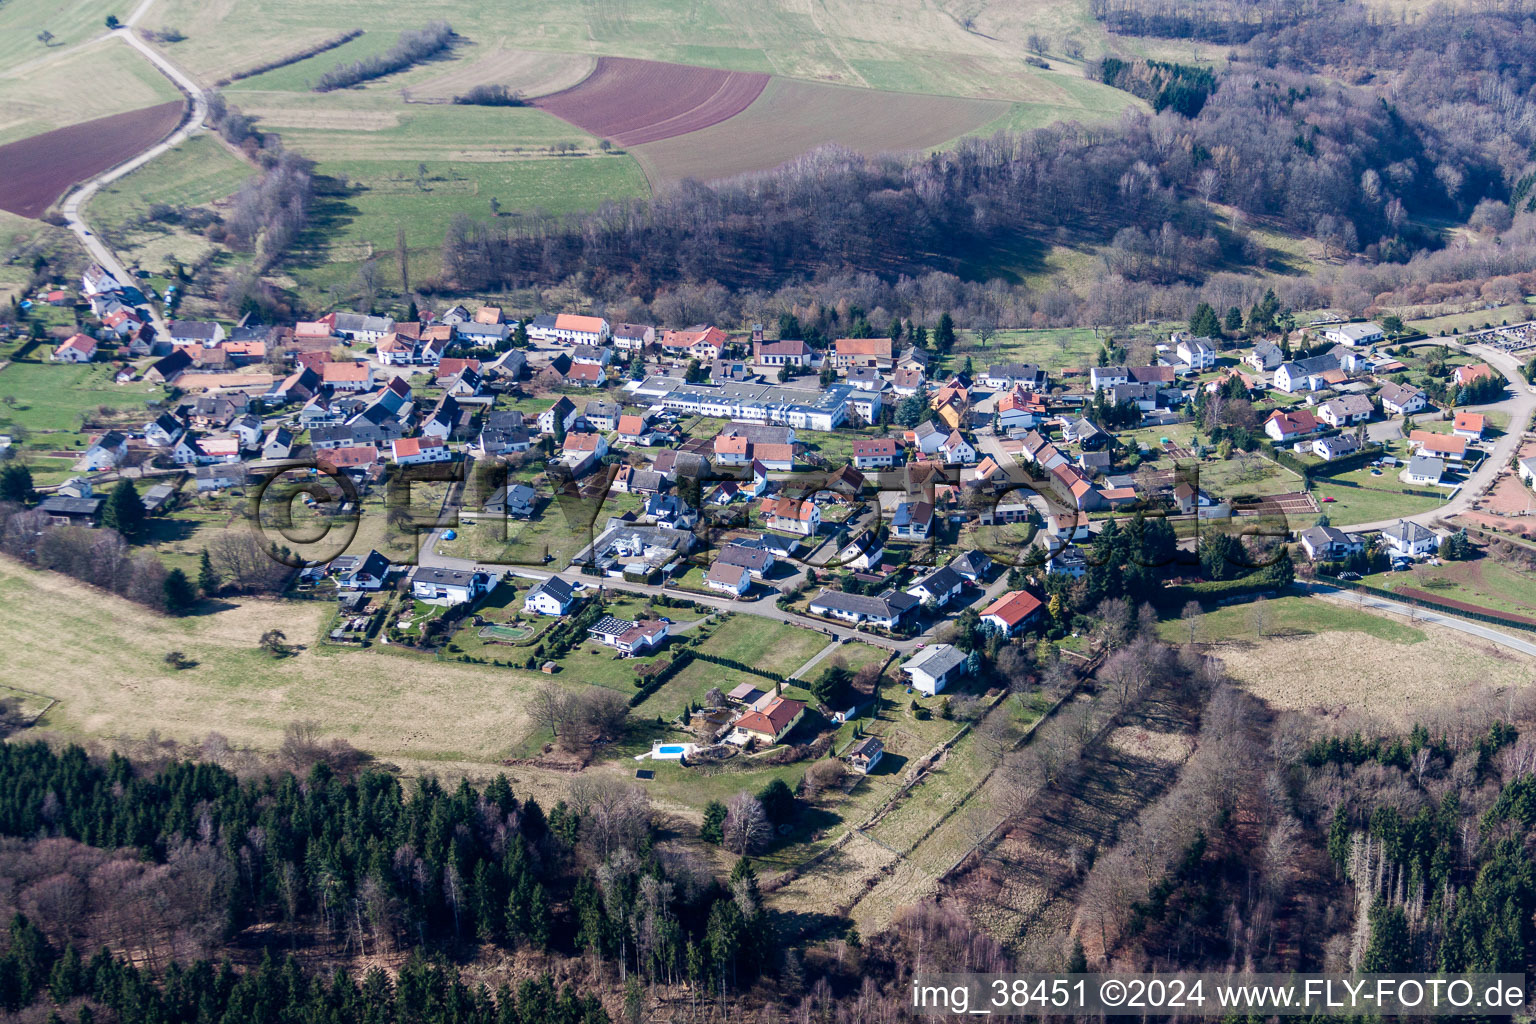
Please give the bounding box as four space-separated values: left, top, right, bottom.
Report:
629 649 695 707
216 30 364 86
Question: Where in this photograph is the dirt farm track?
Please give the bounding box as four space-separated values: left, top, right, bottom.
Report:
0 101 186 218
534 56 768 147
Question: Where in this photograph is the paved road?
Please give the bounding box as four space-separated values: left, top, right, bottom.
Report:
1334 338 1536 533
59 19 209 336
1303 581 1536 657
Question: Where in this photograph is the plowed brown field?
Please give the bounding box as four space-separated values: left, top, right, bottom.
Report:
534 56 768 146
0 101 185 218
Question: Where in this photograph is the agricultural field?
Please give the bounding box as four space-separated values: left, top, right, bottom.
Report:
86 134 256 272
0 100 185 218
405 44 595 102
0 557 550 765
626 76 1010 185
0 38 181 146
1178 593 1533 724
535 57 769 147
147 0 1123 101
88 134 254 230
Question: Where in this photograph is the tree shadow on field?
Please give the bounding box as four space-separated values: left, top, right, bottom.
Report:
286 174 364 271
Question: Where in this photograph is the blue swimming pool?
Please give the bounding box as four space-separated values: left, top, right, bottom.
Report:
658 745 685 754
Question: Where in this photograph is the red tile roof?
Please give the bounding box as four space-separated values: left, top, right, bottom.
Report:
981 590 1043 628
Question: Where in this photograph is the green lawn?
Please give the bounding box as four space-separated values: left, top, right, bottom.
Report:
88 134 254 233
1363 555 1536 619
631 613 831 717
1312 462 1447 526
1161 594 1426 645
0 361 165 433
1197 452 1305 499
1406 299 1536 336
445 492 643 568
953 327 1102 373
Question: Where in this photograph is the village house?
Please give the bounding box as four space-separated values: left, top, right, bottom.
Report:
837 530 884 570
1297 525 1364 561
611 322 655 352
1403 455 1445 486
478 483 538 520
1264 408 1319 443
52 333 98 363
1174 334 1217 370
660 325 727 362
832 337 892 371
905 565 964 608
1322 322 1385 347
332 313 394 344
528 313 610 346
903 643 968 696
1378 381 1428 416
891 500 935 541
705 561 753 597
852 437 903 469
1312 434 1362 461
194 464 253 493
38 495 103 527
1274 354 1340 393
1452 411 1485 439
1453 363 1496 388
980 590 1044 636
524 577 577 616
845 736 883 774
409 567 494 607
981 362 1048 390
763 496 820 535
715 542 775 580
808 588 919 629
729 696 805 745
1317 394 1374 428
390 437 451 465
616 413 660 446
537 396 579 435
1382 519 1440 560
331 550 391 590
324 361 374 392
1409 430 1467 461
936 430 976 465
1245 342 1284 372
143 412 186 447
949 549 993 582
168 320 225 347
753 338 813 369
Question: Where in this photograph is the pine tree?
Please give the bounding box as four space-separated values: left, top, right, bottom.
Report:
1223 306 1244 333
935 312 956 353
198 548 218 595
163 569 197 613
0 464 32 504
1188 302 1221 339
700 800 726 844
101 479 146 541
